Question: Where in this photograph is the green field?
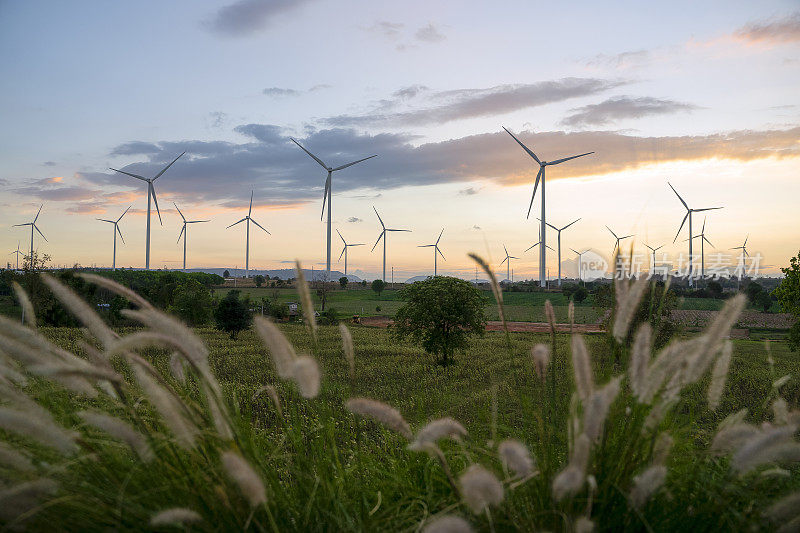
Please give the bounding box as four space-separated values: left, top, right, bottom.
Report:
4 318 798 531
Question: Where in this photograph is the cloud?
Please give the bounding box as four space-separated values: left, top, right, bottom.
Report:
734 11 800 45
347 217 362 223
205 0 313 37
42 161 57 167
458 186 481 196
63 124 799 217
562 96 699 127
263 87 301 97
367 21 405 39
209 111 227 129
323 78 627 128
309 84 332 92
415 23 445 43
472 225 482 230
583 50 651 70
393 85 429 100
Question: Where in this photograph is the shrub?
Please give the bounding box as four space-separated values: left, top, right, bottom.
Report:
773 250 800 351
254 275 265 288
339 276 348 289
167 279 214 326
213 289 251 338
392 276 486 365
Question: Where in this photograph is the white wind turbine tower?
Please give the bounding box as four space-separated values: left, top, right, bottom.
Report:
684 216 714 281
175 203 210 271
606 225 634 254
10 241 24 270
503 127 593 286
336 229 364 277
418 228 446 276
570 248 590 283
110 152 185 270
731 235 750 286
668 182 723 287
96 205 131 270
645 243 665 277
371 206 410 282
541 217 580 287
500 244 519 283
291 138 377 282
525 229 555 286
13 204 47 265
226 191 270 278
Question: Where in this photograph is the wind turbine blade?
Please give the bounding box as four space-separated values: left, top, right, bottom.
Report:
12 223 32 227
290 138 329 170
250 218 271 235
152 151 185 181
562 217 581 230
606 225 618 240
372 206 385 229
436 227 444 245
116 224 125 244
546 245 555 252
655 246 664 251
704 236 714 248
502 126 541 164
541 219 558 231
571 247 579 254
645 244 654 252
525 242 540 253
33 224 47 242
321 173 330 221
187 220 210 224
97 219 115 223
526 167 543 219
673 212 688 243
668 182 689 210
117 205 132 222
337 228 346 245
351 243 365 247
177 225 185 243
331 154 377 171
226 218 247 229
418 244 435 248
693 207 723 212
621 234 634 240
548 152 594 165
338 246 346 261
437 247 446 261
702 217 706 233
248 191 253 217
503 244 509 257
387 229 411 232
150 184 162 225
500 257 508 265
109 167 148 181
744 235 749 247
173 202 185 221
371 231 384 252
33 204 43 223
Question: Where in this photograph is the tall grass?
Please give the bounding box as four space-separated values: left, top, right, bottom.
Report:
0 262 798 531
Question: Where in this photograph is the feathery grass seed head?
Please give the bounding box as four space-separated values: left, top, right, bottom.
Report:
630 465 667 508
254 317 297 379
423 515 474 533
221 451 267 507
571 334 594 401
498 439 535 478
78 410 153 462
295 260 317 340
150 508 203 526
545 300 556 330
11 282 36 328
346 397 412 439
458 464 504 514
630 323 652 398
531 343 550 382
707 340 732 411
339 323 355 380
291 355 320 399
409 417 467 451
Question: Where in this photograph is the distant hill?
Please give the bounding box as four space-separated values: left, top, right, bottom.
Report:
404 275 492 284
184 268 362 282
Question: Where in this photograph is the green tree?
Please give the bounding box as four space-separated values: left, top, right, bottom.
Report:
214 290 252 339
773 250 800 351
223 270 230 278
573 286 588 303
339 276 348 289
254 275 265 288
745 281 763 304
371 279 386 295
392 276 486 365
168 279 214 326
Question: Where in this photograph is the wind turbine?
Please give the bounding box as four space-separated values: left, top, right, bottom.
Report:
96 205 131 269
418 228 446 276
606 225 634 254
109 152 185 270
684 217 714 281
645 243 665 277
668 182 722 287
731 235 750 286
175 203 210 271
541 217 581 287
336 229 364 277
503 127 593 286
226 191 270 278
500 244 519 283
290 138 377 282
525 230 555 287
371 206 410 282
13 204 46 265
570 248 590 283
10 241 24 270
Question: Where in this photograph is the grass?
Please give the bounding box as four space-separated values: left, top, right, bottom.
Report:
2 275 799 532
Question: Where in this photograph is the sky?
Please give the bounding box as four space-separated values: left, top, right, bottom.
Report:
1 0 798 281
